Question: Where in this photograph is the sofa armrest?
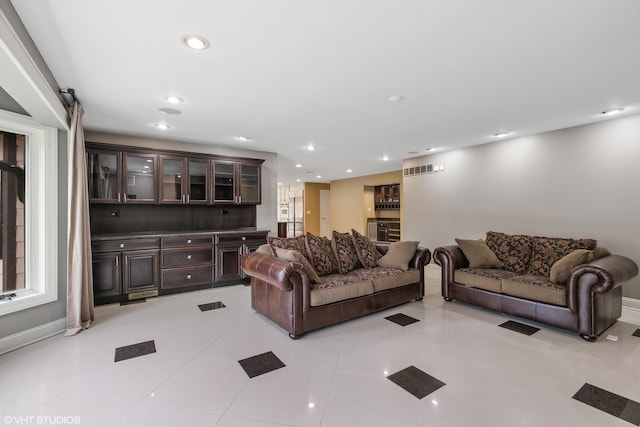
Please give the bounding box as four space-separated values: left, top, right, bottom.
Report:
241 252 307 292
567 254 639 311
410 246 432 270
433 245 469 299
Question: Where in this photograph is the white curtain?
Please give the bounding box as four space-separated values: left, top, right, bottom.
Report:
66 102 94 336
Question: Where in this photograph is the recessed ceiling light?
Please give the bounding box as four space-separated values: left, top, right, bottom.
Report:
316 175 321 178
164 96 184 104
296 179 301 182
182 34 209 50
388 95 404 103
426 147 437 152
154 123 170 130
295 164 302 168
602 107 625 116
307 144 315 151
382 155 389 161
234 136 253 142
346 169 353 173
493 132 511 138
277 182 282 185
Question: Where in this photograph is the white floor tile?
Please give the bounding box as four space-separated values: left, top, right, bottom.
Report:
1 285 638 427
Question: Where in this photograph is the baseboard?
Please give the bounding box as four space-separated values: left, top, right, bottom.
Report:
0 318 66 355
621 297 640 326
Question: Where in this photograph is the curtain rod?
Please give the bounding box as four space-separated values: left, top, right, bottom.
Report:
59 88 77 107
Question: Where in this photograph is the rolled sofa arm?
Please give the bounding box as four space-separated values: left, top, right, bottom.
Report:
409 247 432 270
567 254 639 310
241 252 307 291
433 245 469 300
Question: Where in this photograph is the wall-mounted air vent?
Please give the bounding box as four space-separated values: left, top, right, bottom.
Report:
403 163 444 177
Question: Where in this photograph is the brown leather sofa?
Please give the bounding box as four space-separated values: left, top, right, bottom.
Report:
434 236 638 341
241 243 431 338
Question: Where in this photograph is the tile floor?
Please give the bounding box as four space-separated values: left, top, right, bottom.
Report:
1 281 639 427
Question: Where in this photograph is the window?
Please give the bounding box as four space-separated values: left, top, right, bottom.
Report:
0 131 25 293
0 110 58 316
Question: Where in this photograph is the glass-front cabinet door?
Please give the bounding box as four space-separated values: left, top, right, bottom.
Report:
87 149 121 203
159 156 184 203
123 153 157 203
212 161 236 203
238 163 261 204
188 159 209 204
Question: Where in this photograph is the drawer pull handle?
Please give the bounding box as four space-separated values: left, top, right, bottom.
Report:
187 274 192 279
187 255 192 260
187 239 192 244
119 243 125 248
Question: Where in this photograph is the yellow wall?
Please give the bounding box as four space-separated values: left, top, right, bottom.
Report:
330 170 402 235
303 182 330 235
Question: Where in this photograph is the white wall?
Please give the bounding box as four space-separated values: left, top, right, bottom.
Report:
403 114 640 298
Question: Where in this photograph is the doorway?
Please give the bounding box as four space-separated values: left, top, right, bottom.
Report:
320 189 330 237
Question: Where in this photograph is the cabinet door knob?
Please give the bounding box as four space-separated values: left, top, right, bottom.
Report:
187 239 192 244
187 254 192 260
187 274 192 279
120 243 125 248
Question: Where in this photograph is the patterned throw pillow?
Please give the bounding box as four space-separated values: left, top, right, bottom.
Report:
351 229 381 268
267 236 307 258
304 233 339 276
527 235 597 277
331 231 361 274
485 231 532 274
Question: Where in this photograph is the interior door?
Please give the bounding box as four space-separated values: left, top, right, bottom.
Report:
319 189 330 237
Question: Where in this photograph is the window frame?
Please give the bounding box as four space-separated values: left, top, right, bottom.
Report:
0 109 58 316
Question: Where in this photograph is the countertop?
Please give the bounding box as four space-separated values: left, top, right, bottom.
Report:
91 228 270 241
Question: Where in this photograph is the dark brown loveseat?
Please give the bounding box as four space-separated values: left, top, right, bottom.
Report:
434 231 638 341
241 237 431 339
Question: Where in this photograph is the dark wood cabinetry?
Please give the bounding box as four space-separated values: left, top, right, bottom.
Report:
160 235 214 290
374 183 400 210
87 142 262 206
212 161 261 205
159 156 209 204
91 238 160 304
215 231 268 282
87 148 158 203
91 231 267 304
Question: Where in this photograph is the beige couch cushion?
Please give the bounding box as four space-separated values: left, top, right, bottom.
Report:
310 276 374 306
502 275 566 306
454 268 513 293
455 238 503 268
371 268 420 292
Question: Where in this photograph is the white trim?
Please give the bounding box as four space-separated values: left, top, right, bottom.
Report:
621 297 640 326
0 317 66 355
0 109 59 316
0 5 68 129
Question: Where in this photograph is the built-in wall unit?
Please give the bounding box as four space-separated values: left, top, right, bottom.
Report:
330 170 402 240
85 131 278 305
402 114 640 316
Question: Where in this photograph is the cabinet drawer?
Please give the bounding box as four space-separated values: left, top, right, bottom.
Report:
161 265 213 289
216 232 267 244
162 247 213 268
92 238 160 253
162 236 213 248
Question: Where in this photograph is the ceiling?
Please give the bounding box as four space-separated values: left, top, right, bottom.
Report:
11 0 640 185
